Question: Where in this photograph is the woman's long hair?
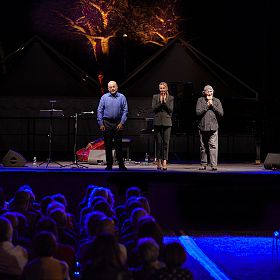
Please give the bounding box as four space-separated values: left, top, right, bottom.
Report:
159 82 169 102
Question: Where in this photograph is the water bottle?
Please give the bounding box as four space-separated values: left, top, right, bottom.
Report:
33 157 37 167
73 261 81 279
145 153 149 165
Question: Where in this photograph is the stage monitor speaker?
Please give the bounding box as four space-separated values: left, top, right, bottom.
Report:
264 153 280 170
2 150 27 167
88 149 116 165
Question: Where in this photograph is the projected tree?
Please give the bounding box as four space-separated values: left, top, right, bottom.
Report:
130 1 182 46
59 0 182 61
60 0 128 59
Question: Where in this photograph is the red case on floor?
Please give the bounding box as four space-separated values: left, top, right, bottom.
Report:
76 138 105 162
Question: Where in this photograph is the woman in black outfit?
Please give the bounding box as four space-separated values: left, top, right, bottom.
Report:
152 82 174 171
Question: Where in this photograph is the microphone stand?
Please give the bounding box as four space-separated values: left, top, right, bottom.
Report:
38 101 65 168
64 112 93 168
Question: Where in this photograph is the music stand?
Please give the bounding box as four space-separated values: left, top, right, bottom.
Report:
38 101 65 168
64 112 89 168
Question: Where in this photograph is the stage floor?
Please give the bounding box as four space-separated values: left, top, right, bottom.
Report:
0 161 278 174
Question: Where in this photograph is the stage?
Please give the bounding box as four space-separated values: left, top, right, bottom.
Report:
1 161 280 233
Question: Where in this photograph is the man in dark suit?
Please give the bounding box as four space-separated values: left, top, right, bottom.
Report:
152 82 174 171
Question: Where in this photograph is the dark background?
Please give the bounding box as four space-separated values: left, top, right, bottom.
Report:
0 0 275 89
0 0 278 161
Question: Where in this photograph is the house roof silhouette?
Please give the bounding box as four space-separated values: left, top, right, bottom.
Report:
0 35 100 97
120 37 259 101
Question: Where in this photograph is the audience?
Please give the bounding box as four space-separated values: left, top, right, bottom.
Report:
0 184 193 280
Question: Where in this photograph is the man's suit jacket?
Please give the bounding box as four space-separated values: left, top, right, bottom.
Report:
152 94 174 126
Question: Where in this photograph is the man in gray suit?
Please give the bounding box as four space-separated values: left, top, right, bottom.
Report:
152 82 174 171
196 85 224 171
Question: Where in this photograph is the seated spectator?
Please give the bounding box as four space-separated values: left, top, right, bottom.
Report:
0 217 28 278
88 186 115 209
2 211 19 244
121 199 143 235
137 196 151 215
46 200 65 216
153 241 193 280
79 196 107 226
81 233 132 280
123 215 162 267
17 185 40 211
131 237 165 280
49 208 77 248
34 217 76 275
22 231 70 280
78 216 126 266
52 193 77 232
14 212 31 254
78 210 106 246
137 216 164 251
92 200 116 222
8 190 41 237
114 204 126 230
77 184 96 216
121 207 148 240
39 195 54 217
125 186 142 201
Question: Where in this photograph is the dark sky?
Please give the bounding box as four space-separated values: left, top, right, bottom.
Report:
0 0 276 96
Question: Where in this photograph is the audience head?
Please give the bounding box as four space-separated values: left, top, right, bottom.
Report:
137 216 163 248
92 200 115 218
18 184 35 201
10 190 30 210
163 241 187 269
46 200 65 216
137 196 151 214
126 186 141 200
52 193 68 208
87 186 115 208
35 216 58 237
84 210 106 237
96 216 116 236
2 211 18 230
49 208 67 227
0 216 13 242
32 231 57 257
89 187 108 203
130 207 148 226
40 195 54 216
88 195 107 209
89 233 123 267
126 198 143 217
137 237 160 264
80 184 96 205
